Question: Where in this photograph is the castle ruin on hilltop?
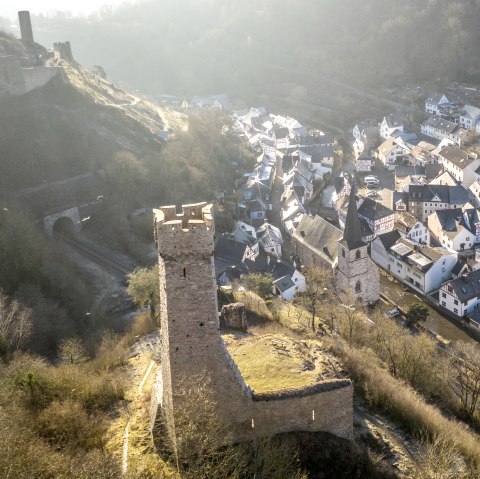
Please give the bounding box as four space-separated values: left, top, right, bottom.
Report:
150 202 353 446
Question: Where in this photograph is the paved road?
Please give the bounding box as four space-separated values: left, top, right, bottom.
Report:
356 165 395 211
381 271 476 344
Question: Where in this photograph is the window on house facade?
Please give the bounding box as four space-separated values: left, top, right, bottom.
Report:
442 301 446 306
442 292 446 298
454 308 458 314
454 299 458 305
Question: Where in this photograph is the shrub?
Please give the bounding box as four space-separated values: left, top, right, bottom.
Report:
37 399 106 450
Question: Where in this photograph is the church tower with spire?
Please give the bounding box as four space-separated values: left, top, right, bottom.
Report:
336 181 380 304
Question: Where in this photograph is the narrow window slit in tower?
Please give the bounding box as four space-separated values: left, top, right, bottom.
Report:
183 268 186 278
251 418 255 429
312 409 315 421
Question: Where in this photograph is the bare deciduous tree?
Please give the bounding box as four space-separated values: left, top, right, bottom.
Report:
0 291 31 359
297 267 333 333
447 341 480 418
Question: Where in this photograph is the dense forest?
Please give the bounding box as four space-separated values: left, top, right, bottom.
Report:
17 0 480 97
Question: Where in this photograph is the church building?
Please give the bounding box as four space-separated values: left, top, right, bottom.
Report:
336 184 380 304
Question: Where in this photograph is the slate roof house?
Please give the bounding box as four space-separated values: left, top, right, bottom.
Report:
395 212 430 245
439 269 480 329
214 236 258 277
357 198 395 240
380 114 404 140
428 208 480 252
256 222 283 258
437 145 480 188
421 117 468 147
371 231 457 295
408 184 470 222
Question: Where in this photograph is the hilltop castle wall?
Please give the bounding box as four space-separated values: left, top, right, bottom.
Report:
0 55 60 96
151 202 353 445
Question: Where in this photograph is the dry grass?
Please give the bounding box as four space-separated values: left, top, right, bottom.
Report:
330 339 480 472
224 333 329 392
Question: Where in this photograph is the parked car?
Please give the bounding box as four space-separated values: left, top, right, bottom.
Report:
384 308 400 318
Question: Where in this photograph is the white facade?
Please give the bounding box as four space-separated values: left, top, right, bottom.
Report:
425 94 449 116
377 139 407 168
438 150 480 188
371 236 457 295
380 116 403 140
428 213 474 252
421 117 468 147
405 221 430 245
459 105 480 131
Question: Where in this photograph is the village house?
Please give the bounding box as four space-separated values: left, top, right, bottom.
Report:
469 181 480 207
420 117 468 147
353 119 378 141
214 236 258 278
439 269 480 329
281 191 306 235
429 170 459 186
409 141 437 166
283 162 315 204
459 104 480 132
256 222 283 258
380 114 404 140
332 173 352 206
355 148 374 173
393 192 409 212
357 198 395 240
376 137 409 169
425 93 451 116
361 126 381 150
231 221 260 255
437 144 480 188
395 212 430 245
371 231 457 295
291 214 342 270
427 208 480 252
408 184 470 222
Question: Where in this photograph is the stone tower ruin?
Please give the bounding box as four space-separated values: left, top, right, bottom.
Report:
336 184 380 303
18 11 34 45
152 202 353 446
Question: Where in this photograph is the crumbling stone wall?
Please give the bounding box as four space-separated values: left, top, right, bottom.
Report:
53 42 74 62
0 55 60 96
220 302 248 331
0 56 26 95
151 202 353 446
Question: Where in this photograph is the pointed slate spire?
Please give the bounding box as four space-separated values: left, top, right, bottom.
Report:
341 178 365 249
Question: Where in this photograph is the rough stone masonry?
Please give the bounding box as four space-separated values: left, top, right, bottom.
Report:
151 202 353 446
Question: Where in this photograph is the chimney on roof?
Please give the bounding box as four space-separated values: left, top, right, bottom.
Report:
18 11 34 44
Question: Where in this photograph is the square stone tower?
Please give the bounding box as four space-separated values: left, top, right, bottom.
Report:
153 203 245 439
336 184 380 304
